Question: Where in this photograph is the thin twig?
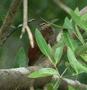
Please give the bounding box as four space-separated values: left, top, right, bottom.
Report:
53 0 70 13
20 0 34 48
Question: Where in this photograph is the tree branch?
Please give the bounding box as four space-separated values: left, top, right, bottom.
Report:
0 56 86 89
0 0 22 45
62 78 87 89
20 0 34 48
0 66 51 90
0 65 86 90
80 6 87 15
53 0 87 16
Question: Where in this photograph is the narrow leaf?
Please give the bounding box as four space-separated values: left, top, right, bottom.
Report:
75 43 87 55
63 17 74 30
74 8 80 16
63 31 76 51
69 9 87 31
75 25 85 44
54 46 63 64
67 47 87 74
81 13 87 22
35 29 55 64
28 68 58 78
14 47 28 67
80 54 87 62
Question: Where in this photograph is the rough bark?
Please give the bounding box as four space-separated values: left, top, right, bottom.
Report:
0 66 86 90
0 66 51 90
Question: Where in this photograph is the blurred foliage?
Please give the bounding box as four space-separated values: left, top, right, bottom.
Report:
0 0 87 68
0 0 87 90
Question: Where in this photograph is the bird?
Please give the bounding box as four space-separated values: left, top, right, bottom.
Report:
28 22 56 66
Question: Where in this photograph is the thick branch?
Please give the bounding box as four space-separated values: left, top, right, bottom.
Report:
0 57 86 89
0 66 87 90
0 66 51 90
80 6 87 15
0 57 52 90
0 0 22 45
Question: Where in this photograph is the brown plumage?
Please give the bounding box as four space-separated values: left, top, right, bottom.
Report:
28 23 56 65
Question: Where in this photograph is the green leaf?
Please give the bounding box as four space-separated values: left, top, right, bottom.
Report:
46 83 54 90
46 80 60 90
54 46 63 64
35 29 55 65
14 47 28 67
69 9 87 31
63 17 74 30
74 8 80 16
28 68 58 78
80 54 87 62
75 25 85 44
67 47 87 74
63 31 76 51
81 13 87 22
53 80 60 90
68 85 76 90
75 43 87 55
35 28 50 56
